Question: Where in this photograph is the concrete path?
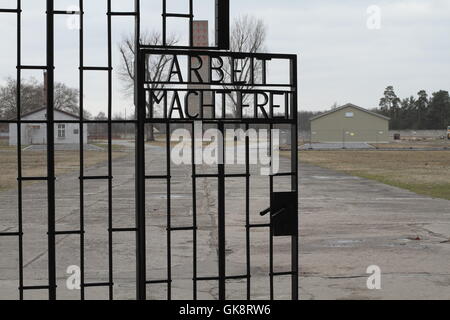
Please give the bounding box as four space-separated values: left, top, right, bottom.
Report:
300 142 374 150
299 163 450 300
1 146 450 300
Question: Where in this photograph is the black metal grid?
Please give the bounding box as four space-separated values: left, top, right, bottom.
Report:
136 48 299 300
0 0 139 301
0 0 298 301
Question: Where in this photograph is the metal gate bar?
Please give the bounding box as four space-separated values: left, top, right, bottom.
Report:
166 121 172 299
191 122 198 300
217 122 226 300
0 0 298 301
78 0 85 300
0 0 141 300
46 0 57 300
138 48 299 300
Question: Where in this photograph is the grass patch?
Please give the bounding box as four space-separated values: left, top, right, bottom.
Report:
92 143 127 152
0 146 127 192
297 150 450 200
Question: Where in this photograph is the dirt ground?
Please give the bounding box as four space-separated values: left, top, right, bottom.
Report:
0 145 127 192
372 139 450 149
299 150 450 200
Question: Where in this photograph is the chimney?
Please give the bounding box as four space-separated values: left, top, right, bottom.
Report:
43 71 48 107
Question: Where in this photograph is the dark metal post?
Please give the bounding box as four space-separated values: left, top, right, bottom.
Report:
16 0 24 301
218 122 226 300
134 0 146 301
46 0 57 300
78 0 85 300
290 55 299 300
215 0 230 50
107 0 114 300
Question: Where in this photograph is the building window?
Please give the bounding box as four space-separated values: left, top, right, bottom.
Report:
345 112 354 118
73 129 79 135
58 124 66 138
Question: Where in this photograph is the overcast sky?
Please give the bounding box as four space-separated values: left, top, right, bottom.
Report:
0 0 449 115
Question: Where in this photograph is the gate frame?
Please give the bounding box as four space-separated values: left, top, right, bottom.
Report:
135 48 299 300
0 0 298 301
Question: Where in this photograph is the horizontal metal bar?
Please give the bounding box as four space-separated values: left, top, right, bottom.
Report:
81 66 111 71
168 226 196 232
52 10 82 15
110 228 137 233
247 223 271 229
144 87 295 94
144 119 296 124
1 120 137 124
142 48 297 60
0 232 22 237
146 279 172 284
226 274 250 280
0 8 20 13
145 175 170 180
19 177 49 181
140 45 227 51
194 173 250 178
83 282 113 288
195 275 248 281
271 271 294 277
108 12 137 16
81 176 112 180
54 230 83 236
20 285 51 291
144 81 292 88
18 65 48 70
0 118 295 125
163 13 193 18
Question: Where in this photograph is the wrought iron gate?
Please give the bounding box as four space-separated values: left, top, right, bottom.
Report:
0 0 298 300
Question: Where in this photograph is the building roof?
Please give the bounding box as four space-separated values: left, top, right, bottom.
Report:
18 107 81 120
310 103 391 121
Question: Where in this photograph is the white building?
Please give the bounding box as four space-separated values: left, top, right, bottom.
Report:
9 107 87 146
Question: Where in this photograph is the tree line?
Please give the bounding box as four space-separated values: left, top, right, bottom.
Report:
298 87 450 131
377 86 450 130
0 77 85 120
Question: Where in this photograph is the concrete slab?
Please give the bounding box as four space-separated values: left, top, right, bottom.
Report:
300 142 374 150
1 146 450 300
23 144 104 151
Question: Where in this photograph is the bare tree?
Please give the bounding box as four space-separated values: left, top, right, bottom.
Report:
0 77 81 120
215 15 267 118
118 31 178 141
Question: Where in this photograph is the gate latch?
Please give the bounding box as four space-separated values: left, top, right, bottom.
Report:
260 192 297 237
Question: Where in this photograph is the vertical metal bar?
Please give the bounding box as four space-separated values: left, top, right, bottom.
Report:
134 0 146 301
46 0 57 300
217 122 226 300
78 0 85 300
166 122 172 300
245 123 251 300
290 56 299 300
162 0 166 46
216 0 230 50
107 0 114 300
16 0 24 301
269 124 274 300
189 0 193 47
191 122 197 300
